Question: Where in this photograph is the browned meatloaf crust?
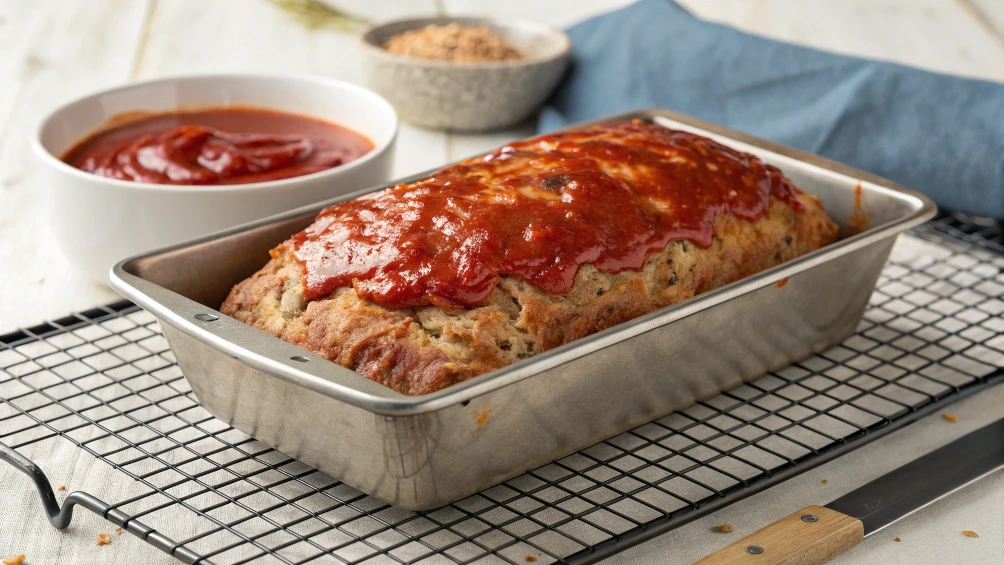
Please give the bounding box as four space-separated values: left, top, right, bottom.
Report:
221 130 839 395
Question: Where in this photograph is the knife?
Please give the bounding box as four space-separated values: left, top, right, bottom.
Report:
694 418 1004 565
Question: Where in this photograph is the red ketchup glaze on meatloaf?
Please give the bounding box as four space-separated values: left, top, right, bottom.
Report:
285 121 806 309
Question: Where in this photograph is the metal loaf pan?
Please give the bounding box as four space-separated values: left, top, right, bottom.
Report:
111 109 936 510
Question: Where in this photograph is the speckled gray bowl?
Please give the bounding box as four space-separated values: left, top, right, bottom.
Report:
361 16 571 132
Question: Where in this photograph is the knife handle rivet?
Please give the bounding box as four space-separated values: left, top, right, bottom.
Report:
745 545 764 555
800 514 818 523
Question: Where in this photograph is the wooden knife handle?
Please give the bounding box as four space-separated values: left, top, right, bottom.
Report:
693 506 864 565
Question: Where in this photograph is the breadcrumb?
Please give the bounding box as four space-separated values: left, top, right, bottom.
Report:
115 527 125 535
821 479 828 484
2 555 26 565
894 537 901 542
56 485 65 491
962 530 979 538
526 557 537 563
943 413 957 423
96 533 112 546
384 23 523 62
714 524 734 533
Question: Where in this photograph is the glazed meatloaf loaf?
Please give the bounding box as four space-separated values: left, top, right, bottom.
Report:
221 121 839 395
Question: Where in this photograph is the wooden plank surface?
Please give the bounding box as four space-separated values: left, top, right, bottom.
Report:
962 0 1004 40
679 0 1004 81
0 0 151 333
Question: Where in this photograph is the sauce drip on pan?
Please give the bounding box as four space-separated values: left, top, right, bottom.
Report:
287 121 804 309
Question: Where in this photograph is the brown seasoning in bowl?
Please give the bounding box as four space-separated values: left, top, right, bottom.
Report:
383 23 523 62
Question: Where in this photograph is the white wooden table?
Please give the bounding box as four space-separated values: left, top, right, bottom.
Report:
1 1 1003 563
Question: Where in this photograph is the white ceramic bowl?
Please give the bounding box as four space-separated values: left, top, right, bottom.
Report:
33 74 398 282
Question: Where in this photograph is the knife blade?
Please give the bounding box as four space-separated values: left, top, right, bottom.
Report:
693 418 1004 565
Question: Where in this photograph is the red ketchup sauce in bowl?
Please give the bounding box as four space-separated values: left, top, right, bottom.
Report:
61 107 374 185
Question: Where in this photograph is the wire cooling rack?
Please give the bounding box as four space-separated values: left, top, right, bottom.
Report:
2 215 1003 565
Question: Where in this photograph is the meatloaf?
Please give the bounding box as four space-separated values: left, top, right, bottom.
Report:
221 121 839 395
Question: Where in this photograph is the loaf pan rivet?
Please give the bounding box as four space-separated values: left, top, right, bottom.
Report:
194 314 218 322
746 545 764 555
290 355 309 363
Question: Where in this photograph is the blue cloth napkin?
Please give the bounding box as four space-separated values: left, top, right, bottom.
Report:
538 0 1004 218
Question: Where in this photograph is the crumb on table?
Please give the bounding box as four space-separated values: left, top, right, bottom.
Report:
2 555 26 565
943 413 957 423
713 524 734 533
962 530 979 538
115 527 125 535
821 479 828 484
894 537 901 542
56 485 65 491
96 533 112 546
526 557 537 562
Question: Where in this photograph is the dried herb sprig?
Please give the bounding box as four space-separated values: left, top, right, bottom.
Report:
267 0 368 32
